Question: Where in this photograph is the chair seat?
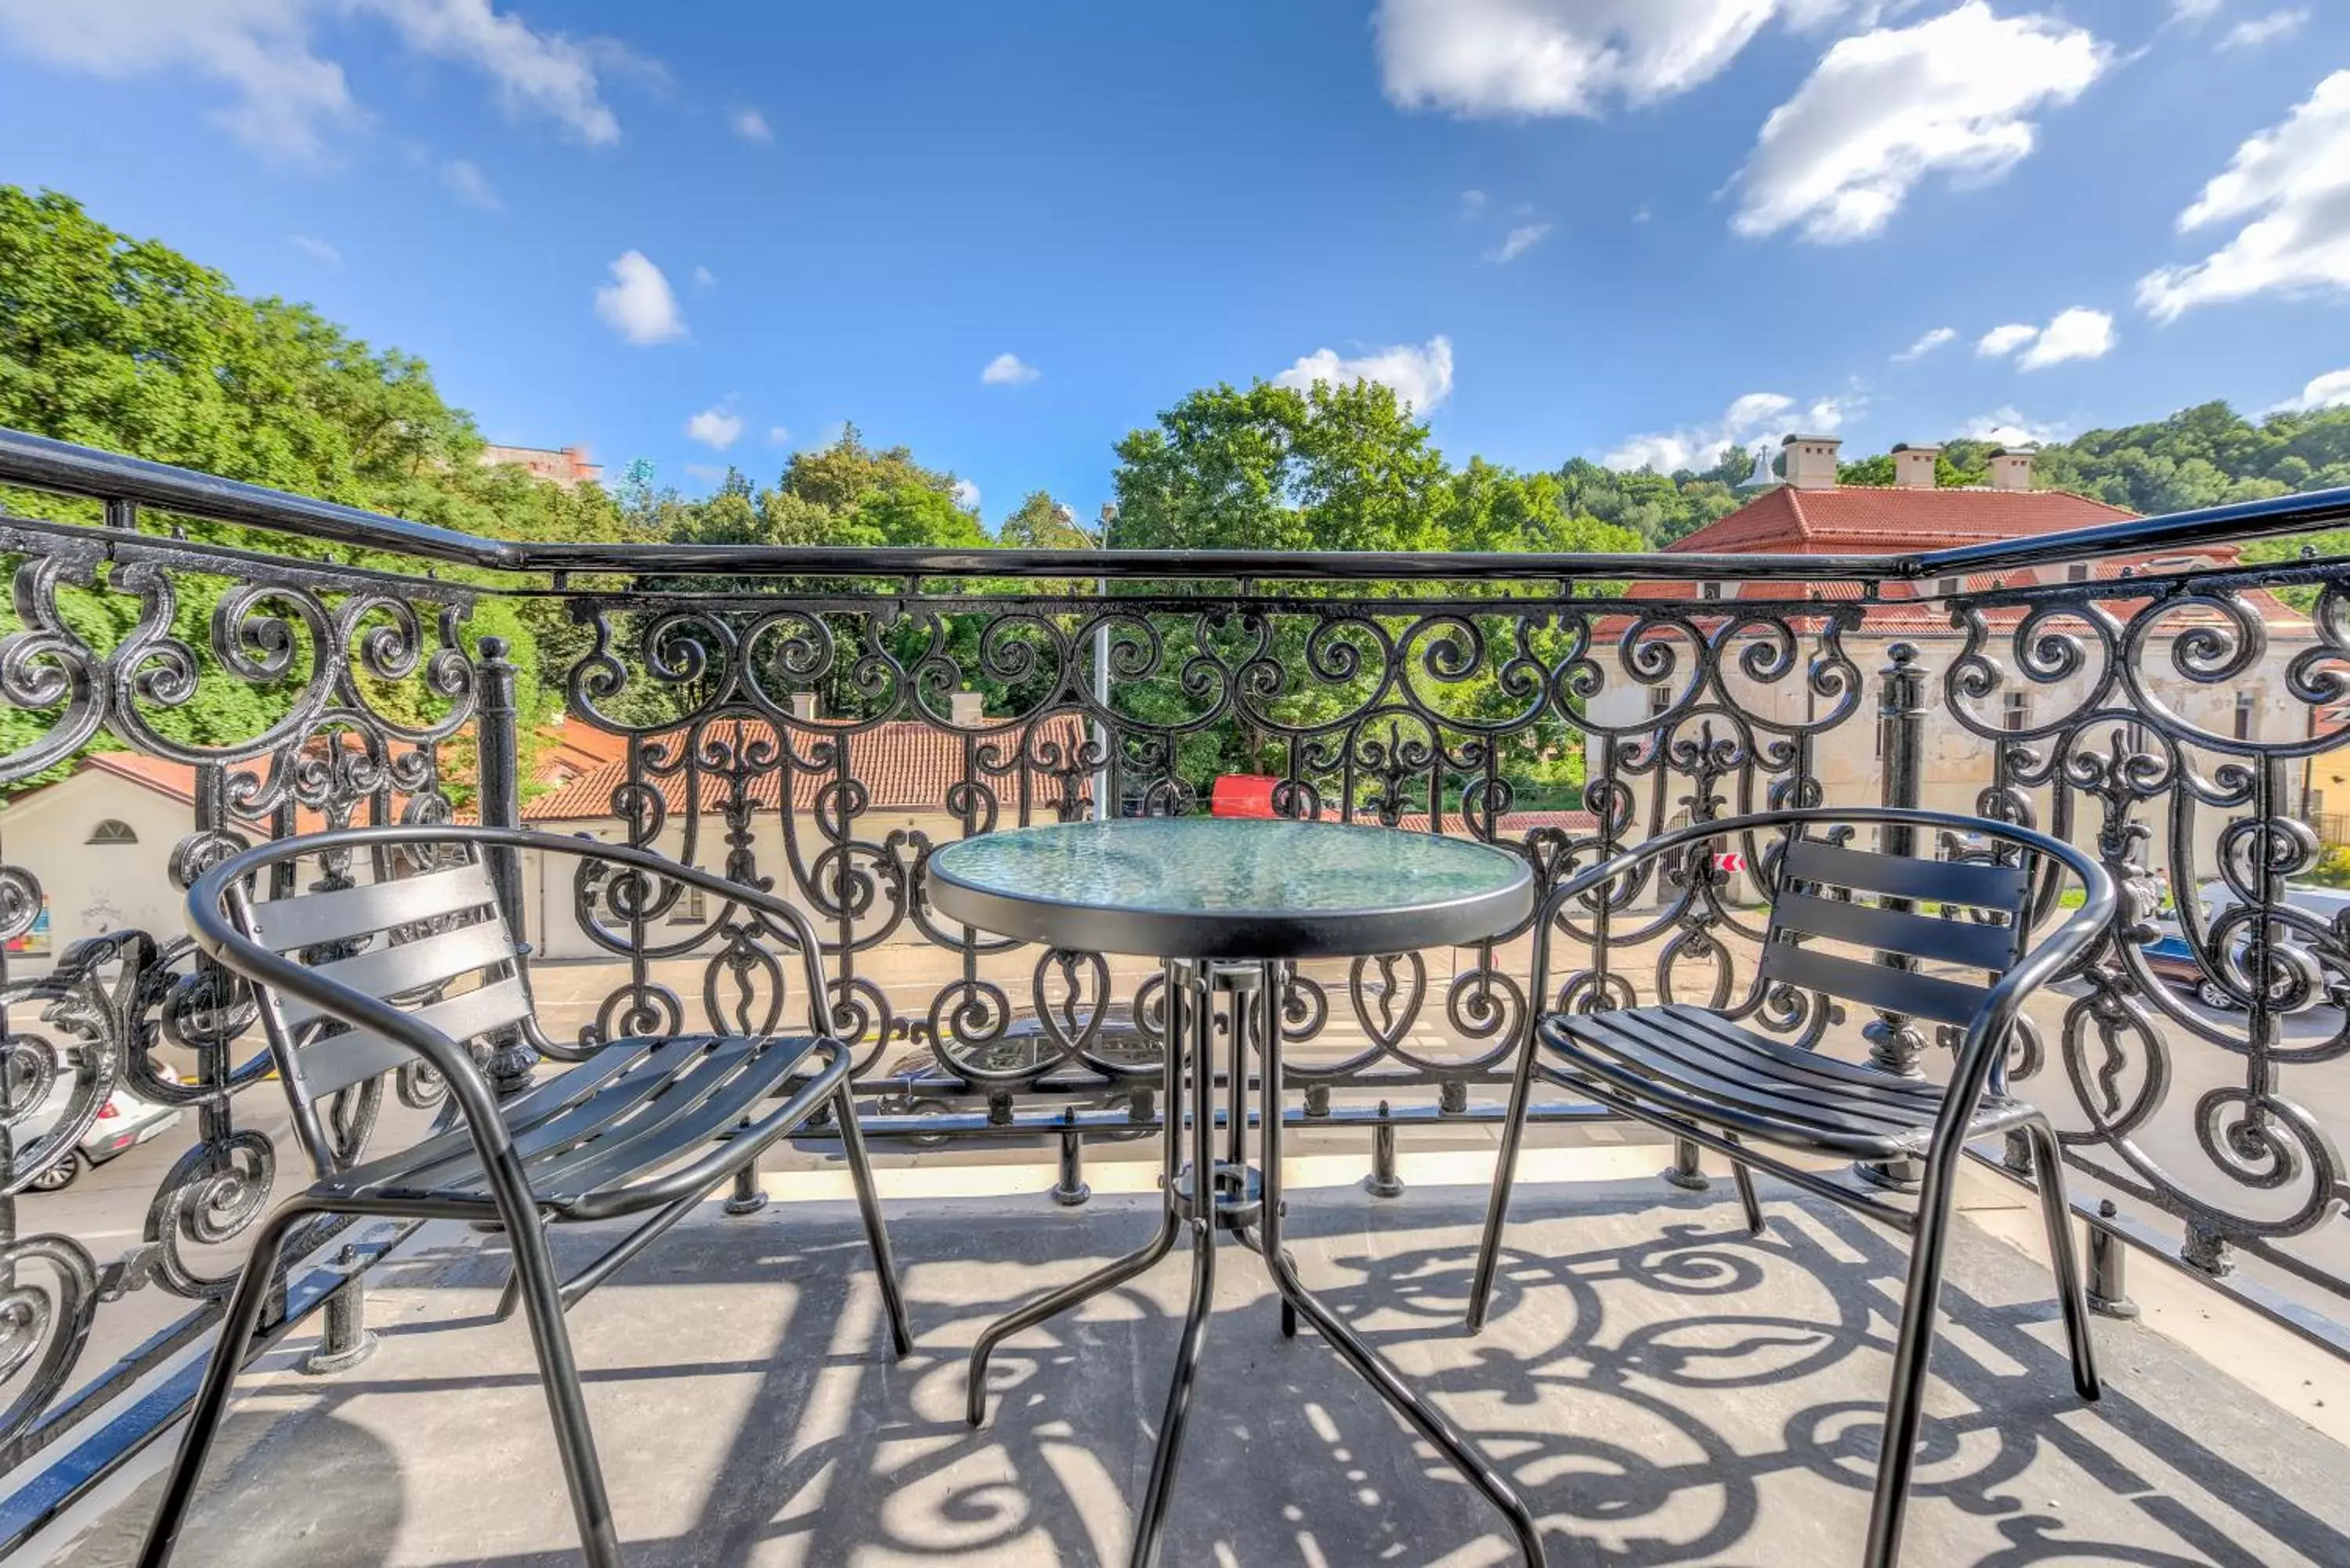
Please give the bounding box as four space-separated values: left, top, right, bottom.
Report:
320 1031 825 1212
1537 1003 2032 1158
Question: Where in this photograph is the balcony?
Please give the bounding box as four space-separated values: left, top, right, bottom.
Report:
5 431 2350 1563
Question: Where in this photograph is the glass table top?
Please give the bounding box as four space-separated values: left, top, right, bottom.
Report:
924 818 1532 959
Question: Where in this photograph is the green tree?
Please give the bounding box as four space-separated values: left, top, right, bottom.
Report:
998 490 1094 549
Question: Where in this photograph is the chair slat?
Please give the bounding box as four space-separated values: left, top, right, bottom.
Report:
1759 941 1991 1027
1770 891 2019 973
535 1037 822 1201
247 861 501 952
278 919 518 1031
1567 1010 1930 1136
296 974 534 1098
1781 837 2026 911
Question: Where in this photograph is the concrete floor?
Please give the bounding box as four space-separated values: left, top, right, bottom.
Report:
51 1176 2350 1568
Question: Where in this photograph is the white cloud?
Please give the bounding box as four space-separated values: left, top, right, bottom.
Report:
1976 323 2040 357
953 479 982 511
2016 306 2114 370
1733 2 2109 244
2272 368 2350 414
980 352 1039 386
766 425 792 446
287 232 342 263
1892 325 1955 361
593 251 685 345
1488 221 1554 262
1376 0 1849 120
2168 0 2224 24
691 264 716 287
682 462 728 484
1274 335 1455 413
442 157 498 208
684 406 742 450
0 0 356 160
2221 9 2308 49
357 0 631 146
729 106 772 143
1459 188 1488 215
1965 406 2063 445
2139 70 2350 321
1603 389 1850 473
0 0 642 158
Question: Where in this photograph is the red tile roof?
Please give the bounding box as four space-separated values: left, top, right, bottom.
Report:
1665 483 2137 557
526 714 1097 822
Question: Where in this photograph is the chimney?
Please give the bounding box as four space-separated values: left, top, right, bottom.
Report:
1781 433 1842 491
1988 446 2037 491
789 692 819 722
1890 443 1939 490
949 692 985 727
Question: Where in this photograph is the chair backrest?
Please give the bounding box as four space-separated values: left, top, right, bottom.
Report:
233 844 534 1175
1759 833 2033 1028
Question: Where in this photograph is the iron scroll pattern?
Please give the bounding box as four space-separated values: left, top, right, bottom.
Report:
0 513 477 1464
1940 564 2350 1287
552 592 1871 1098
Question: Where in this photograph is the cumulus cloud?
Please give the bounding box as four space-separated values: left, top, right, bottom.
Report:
767 425 792 446
1488 221 1554 262
594 251 685 345
1893 326 1955 361
691 264 716 287
1733 3 2109 244
1274 335 1455 414
2221 9 2308 49
1965 406 2063 445
2138 70 2350 321
287 232 342 263
1974 309 2114 369
980 352 1039 386
952 479 982 511
1603 390 1848 474
2272 368 2350 414
1376 0 1885 120
442 157 498 208
1459 188 1488 215
729 106 772 142
0 0 642 158
684 406 742 450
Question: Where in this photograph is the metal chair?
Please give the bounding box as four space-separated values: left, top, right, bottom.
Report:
138 825 911 1568
1467 807 2115 1568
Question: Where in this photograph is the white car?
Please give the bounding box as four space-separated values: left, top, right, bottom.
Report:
19 1060 185 1193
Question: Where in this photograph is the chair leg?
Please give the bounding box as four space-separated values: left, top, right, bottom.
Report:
137 1201 313 1568
506 1205 624 1568
1862 1168 1960 1568
1467 1022 1544 1332
834 1080 913 1357
2023 1118 2100 1400
1723 1134 1767 1237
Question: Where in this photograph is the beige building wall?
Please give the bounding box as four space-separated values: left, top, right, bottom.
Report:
2 771 198 972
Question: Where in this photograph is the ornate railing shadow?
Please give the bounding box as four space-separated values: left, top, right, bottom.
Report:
5 429 2350 1543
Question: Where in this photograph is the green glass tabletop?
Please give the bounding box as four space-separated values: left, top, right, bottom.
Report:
924 818 1533 959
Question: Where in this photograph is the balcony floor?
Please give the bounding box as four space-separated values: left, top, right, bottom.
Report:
50 1170 2350 1567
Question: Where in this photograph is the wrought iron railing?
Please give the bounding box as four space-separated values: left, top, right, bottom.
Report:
5 428 2350 1541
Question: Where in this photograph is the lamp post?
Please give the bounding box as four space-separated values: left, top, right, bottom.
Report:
1056 502 1118 822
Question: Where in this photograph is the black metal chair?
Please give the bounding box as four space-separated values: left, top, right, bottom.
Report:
1467 807 2115 1568
138 825 911 1568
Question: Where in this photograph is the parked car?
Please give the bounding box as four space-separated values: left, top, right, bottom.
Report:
2142 882 2350 1011
19 1060 184 1193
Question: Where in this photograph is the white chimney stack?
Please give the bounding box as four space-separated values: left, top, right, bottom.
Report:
949 691 985 727
1891 443 1939 490
1988 446 2037 491
789 692 819 721
1781 434 1842 491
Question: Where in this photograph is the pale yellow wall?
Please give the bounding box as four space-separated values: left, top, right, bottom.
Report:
2 771 198 971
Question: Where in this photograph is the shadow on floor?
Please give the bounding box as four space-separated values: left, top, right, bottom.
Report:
61 1180 2350 1567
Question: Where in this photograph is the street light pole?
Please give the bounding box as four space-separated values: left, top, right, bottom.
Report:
1056 501 1118 823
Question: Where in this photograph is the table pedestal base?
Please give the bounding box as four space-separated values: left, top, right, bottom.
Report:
965 959 1546 1568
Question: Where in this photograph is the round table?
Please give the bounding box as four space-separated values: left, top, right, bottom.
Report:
927 818 1545 1568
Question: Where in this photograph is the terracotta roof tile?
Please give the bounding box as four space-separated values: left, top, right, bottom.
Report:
1666 484 2138 556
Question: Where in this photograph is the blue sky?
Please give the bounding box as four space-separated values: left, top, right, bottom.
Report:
1 1 2346 525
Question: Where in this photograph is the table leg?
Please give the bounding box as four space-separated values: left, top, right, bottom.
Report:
965 958 1190 1429
1252 961 1549 1568
1130 958 1221 1568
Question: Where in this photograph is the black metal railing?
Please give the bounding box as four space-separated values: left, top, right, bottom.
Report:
5 427 2350 1541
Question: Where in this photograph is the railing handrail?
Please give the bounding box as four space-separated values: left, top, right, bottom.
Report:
6 425 2350 583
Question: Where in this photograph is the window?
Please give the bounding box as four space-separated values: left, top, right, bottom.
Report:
667 884 708 924
2066 562 2091 583
2236 692 2258 742
1938 576 1959 601
86 819 137 845
2002 691 2031 733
